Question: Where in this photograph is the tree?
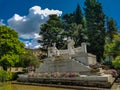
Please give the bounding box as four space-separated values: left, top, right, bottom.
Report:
0 26 25 70
17 49 39 68
107 33 120 72
62 4 84 26
39 14 64 49
75 4 85 27
63 23 87 47
107 18 118 41
62 13 75 24
62 4 86 47
84 0 106 62
104 34 120 66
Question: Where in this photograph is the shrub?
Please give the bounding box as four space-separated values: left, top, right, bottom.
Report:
22 68 28 73
0 70 12 81
112 56 120 70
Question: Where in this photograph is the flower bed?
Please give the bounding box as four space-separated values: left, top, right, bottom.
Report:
27 72 80 78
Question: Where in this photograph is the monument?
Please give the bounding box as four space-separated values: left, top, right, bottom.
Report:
17 37 116 88
36 37 97 73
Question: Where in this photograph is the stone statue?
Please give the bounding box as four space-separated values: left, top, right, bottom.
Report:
67 37 75 54
67 37 75 49
81 43 90 53
48 43 59 57
53 43 59 56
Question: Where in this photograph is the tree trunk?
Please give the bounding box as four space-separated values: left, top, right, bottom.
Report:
2 66 7 71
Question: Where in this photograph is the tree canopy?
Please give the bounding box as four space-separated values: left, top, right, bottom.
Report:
112 56 120 71
107 18 118 41
0 26 25 70
39 14 65 49
17 49 40 68
104 34 120 58
84 0 106 62
62 4 86 47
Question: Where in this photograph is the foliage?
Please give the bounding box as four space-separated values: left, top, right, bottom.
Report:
84 0 106 62
62 13 75 24
104 37 116 57
38 54 47 60
37 48 47 59
39 14 64 49
112 56 120 70
106 17 118 41
0 70 12 81
62 4 84 25
0 26 25 70
17 49 39 68
104 34 120 58
104 34 120 67
64 23 87 47
12 72 19 80
74 4 85 27
62 4 86 47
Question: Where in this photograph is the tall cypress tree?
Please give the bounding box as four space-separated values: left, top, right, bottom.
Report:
62 4 86 47
62 13 75 24
75 4 84 26
84 0 106 62
63 4 84 26
107 18 118 41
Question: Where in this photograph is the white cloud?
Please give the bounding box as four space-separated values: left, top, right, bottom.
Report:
23 34 42 49
8 6 62 49
24 39 42 49
0 19 5 26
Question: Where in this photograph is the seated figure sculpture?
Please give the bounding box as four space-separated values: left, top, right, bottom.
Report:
67 37 75 54
48 37 90 57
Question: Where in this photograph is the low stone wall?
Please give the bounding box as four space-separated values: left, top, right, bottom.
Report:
17 75 114 88
79 75 114 83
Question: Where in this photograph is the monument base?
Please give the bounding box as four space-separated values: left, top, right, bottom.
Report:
17 74 115 88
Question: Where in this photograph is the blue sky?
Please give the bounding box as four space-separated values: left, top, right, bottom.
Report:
0 0 120 49
0 0 120 24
